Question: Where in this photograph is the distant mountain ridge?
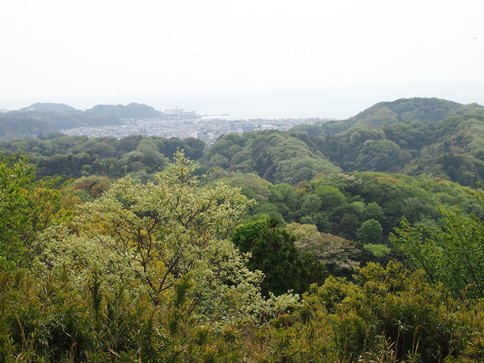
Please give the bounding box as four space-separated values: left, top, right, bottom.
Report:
0 102 165 140
19 103 78 113
83 103 163 120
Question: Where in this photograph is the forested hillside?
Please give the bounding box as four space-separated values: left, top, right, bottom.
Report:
0 98 483 361
290 98 484 186
0 134 204 180
204 131 340 184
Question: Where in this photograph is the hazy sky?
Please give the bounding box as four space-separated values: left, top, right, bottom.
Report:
1 0 483 118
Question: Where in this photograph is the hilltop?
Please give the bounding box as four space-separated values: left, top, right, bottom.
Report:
0 102 165 140
288 98 484 186
19 103 78 113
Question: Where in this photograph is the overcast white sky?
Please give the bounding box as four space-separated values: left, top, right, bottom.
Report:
1 0 483 118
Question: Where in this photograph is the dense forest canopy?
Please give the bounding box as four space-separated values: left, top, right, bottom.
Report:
289 98 484 186
0 97 483 361
0 134 205 180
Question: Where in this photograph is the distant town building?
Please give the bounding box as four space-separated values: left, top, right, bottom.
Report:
164 108 198 119
61 110 331 144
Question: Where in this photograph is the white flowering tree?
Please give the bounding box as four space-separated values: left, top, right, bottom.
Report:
35 152 297 325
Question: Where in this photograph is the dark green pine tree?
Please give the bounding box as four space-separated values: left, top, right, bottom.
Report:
232 217 326 295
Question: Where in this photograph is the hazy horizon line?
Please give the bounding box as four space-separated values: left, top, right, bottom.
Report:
2 82 483 120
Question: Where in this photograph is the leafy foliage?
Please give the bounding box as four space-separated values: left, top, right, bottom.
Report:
232 217 327 295
0 153 483 361
0 134 205 179
391 209 484 299
0 155 74 267
40 153 297 324
291 98 484 186
204 130 340 184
